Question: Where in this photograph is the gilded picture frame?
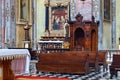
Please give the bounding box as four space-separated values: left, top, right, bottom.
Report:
51 6 68 30
49 2 70 36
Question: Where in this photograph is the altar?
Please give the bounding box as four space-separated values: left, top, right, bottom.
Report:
0 49 30 80
38 40 64 52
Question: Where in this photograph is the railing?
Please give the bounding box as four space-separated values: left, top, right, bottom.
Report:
99 49 120 64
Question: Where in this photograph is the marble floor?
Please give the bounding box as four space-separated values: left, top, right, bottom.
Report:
28 61 120 80
22 70 120 80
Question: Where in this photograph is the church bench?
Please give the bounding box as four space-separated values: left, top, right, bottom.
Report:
88 51 98 72
110 54 120 78
36 51 89 74
98 51 108 72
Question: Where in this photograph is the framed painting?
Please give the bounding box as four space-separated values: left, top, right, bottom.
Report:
20 0 27 20
104 0 110 21
51 6 68 30
17 0 32 24
19 0 27 22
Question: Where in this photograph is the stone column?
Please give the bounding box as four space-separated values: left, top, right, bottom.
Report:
4 0 16 48
92 0 99 21
10 0 16 48
0 0 2 48
1 0 5 48
70 0 76 21
98 0 103 50
111 0 116 49
0 0 16 48
93 0 103 50
32 0 37 50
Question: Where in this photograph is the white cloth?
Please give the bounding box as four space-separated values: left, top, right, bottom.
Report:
38 40 63 43
64 23 70 37
0 49 30 74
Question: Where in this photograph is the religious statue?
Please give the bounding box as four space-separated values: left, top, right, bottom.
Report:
64 19 70 42
64 19 70 37
24 21 30 41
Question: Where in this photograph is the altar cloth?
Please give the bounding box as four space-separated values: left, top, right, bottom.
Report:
0 49 31 74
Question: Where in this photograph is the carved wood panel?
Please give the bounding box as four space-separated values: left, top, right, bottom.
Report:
70 14 98 51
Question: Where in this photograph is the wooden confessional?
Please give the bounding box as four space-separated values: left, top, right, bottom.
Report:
36 14 99 74
70 13 98 51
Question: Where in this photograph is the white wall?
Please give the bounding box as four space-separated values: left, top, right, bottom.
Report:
116 0 120 48
103 21 111 49
36 0 45 41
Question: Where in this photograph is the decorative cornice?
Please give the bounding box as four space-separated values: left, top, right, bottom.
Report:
44 1 70 7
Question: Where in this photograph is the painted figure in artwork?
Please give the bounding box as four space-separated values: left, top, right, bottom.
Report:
20 0 27 19
52 6 67 30
53 17 60 30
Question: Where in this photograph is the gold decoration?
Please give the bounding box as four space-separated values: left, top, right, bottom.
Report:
62 42 70 49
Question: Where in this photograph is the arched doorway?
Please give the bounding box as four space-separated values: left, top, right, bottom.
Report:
74 28 85 50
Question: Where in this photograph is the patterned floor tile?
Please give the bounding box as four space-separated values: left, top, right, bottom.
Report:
28 62 120 80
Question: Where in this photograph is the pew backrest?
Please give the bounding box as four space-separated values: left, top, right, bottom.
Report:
98 51 107 63
88 51 98 63
112 54 120 66
39 51 88 65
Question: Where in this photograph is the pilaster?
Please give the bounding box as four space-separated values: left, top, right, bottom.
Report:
32 0 37 50
92 0 99 21
111 0 116 49
70 0 76 21
98 0 103 50
1 0 5 48
5 0 16 48
0 0 2 48
92 0 103 50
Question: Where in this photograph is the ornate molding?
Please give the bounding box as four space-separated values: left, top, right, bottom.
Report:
44 0 70 7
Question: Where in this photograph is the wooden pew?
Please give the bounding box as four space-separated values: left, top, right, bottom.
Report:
110 54 120 79
98 51 108 72
88 51 98 72
36 51 89 74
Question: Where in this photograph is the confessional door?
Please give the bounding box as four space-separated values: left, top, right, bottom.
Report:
74 28 85 50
